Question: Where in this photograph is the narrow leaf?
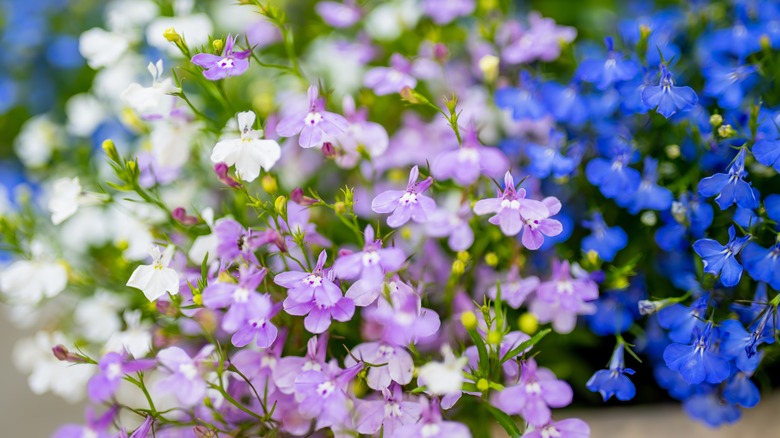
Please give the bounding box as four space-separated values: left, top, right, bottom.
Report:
500 328 551 365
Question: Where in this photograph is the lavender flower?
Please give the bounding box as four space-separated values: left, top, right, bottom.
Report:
87 352 154 402
371 165 436 228
365 287 441 346
276 85 349 148
486 266 540 309
354 383 422 435
432 122 509 185
154 345 215 407
390 398 471 438
422 0 475 24
191 34 251 80
333 225 406 286
425 203 475 251
522 418 590 438
364 53 417 96
344 341 414 389
492 359 573 427
275 250 355 334
315 1 361 28
273 335 328 395
53 407 116 438
293 363 363 430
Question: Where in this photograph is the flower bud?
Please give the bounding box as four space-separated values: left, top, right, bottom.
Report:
586 249 599 266
709 113 723 128
434 43 449 62
214 163 241 188
476 378 490 392
487 330 502 345
172 207 199 225
290 187 317 206
52 345 86 363
460 311 478 330
451 259 465 276
639 24 652 39
478 54 500 83
664 144 680 159
518 312 539 334
484 252 499 266
163 27 182 43
321 141 336 158
101 139 119 163
274 196 287 215
193 425 217 438
261 175 277 194
640 211 657 227
334 201 346 213
718 124 736 138
760 34 772 51
400 86 427 104
212 39 224 54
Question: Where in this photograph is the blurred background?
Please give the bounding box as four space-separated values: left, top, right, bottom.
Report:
1 0 778 436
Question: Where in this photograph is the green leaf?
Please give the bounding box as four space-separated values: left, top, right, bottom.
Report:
499 328 551 365
484 403 521 438
467 328 489 374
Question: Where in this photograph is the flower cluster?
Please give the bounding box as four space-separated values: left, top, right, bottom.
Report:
1 0 780 436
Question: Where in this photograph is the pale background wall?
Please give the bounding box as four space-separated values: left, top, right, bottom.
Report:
1 314 776 437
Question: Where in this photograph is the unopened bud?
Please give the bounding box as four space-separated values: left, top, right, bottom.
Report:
718 123 736 138
484 252 498 266
487 330 502 345
321 141 337 158
274 196 287 215
290 187 317 206
461 311 478 330
334 201 346 213
214 163 241 188
586 249 599 265
400 86 424 104
172 207 199 225
639 24 652 39
163 27 181 43
476 378 490 392
479 54 500 83
434 43 449 62
665 144 680 159
640 211 657 227
760 34 772 51
638 300 658 315
709 114 723 128
451 259 465 276
193 425 217 438
52 345 86 363
101 139 119 163
518 312 539 334
261 175 277 194
212 39 224 54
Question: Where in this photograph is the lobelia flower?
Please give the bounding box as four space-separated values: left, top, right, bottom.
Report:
536 259 599 314
702 63 756 109
105 311 153 359
525 129 578 179
276 85 349 148
231 330 286 397
53 407 117 438
417 346 468 396
333 225 406 287
586 343 636 401
719 318 770 372
126 245 180 302
501 13 577 64
698 149 759 210
116 415 154 438
211 111 281 182
692 226 750 287
521 418 590 438
0 244 67 305
616 157 673 214
202 266 278 348
332 95 389 168
577 36 639 90
275 250 355 334
364 53 417 96
154 345 215 407
663 322 730 384
742 241 780 289
315 0 362 28
87 352 155 402
344 342 414 389
641 64 698 118
425 203 475 251
214 218 270 264
539 81 588 126
422 0 475 24
657 294 708 344
432 121 509 185
581 212 628 262
191 34 251 80
121 60 180 118
48 177 105 225
495 72 547 120
372 165 436 228
585 140 641 199
752 110 780 172
473 171 562 247
723 371 760 408
492 359 573 427
365 286 441 345
486 266 540 309
683 390 741 428
293 363 363 430
273 335 328 395
354 383 422 435
390 398 471 438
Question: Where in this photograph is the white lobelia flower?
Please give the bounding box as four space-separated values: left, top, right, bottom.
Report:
188 207 218 265
126 245 180 301
13 331 93 402
78 27 131 69
74 290 127 343
0 242 68 305
105 310 153 358
211 111 281 182
48 177 105 225
65 93 107 137
416 345 468 396
13 115 64 168
121 59 181 117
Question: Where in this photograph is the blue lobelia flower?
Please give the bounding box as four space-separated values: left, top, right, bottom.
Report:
641 64 698 118
723 372 760 408
657 294 708 344
718 319 761 372
587 286 643 336
581 212 628 262
692 225 750 287
663 322 730 384
495 72 547 121
585 138 641 199
577 36 640 90
539 80 588 126
616 157 673 214
586 343 636 401
765 194 780 222
525 130 577 179
683 389 742 427
698 149 759 210
751 110 780 172
741 241 780 289
702 63 757 109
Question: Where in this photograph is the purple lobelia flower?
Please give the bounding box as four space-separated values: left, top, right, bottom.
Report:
87 352 155 402
372 165 437 228
273 334 329 395
333 225 406 287
203 266 278 348
231 330 286 397
354 383 422 435
536 259 599 311
345 274 411 308
117 415 154 438
191 34 251 80
586 343 636 401
344 341 414 389
154 345 215 406
486 266 540 309
315 0 361 28
422 0 475 24
293 362 363 430
641 64 698 118
692 225 751 287
663 322 730 384
389 398 471 438
492 359 573 427
425 203 475 251
432 121 509 185
522 418 590 438
501 13 576 64
214 218 262 265
364 53 417 96
275 250 355 334
365 287 441 346
332 95 390 168
53 407 117 438
473 172 562 247
276 85 349 149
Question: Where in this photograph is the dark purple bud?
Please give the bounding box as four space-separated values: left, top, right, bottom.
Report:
434 43 449 61
52 345 86 363
214 163 241 188
172 207 199 225
193 425 217 438
290 187 317 206
338 248 354 258
156 300 177 316
322 141 337 158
